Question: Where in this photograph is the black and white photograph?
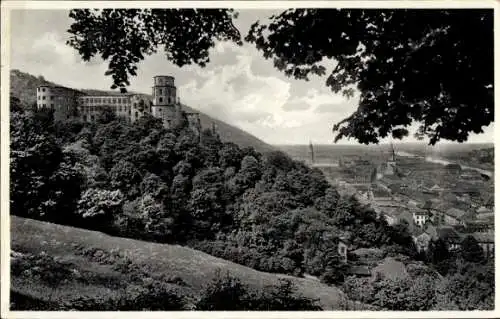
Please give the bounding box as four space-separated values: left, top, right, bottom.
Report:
1 1 497 315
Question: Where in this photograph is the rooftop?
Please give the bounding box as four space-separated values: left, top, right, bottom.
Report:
437 227 463 242
445 207 468 219
348 265 372 276
472 232 494 243
37 85 84 94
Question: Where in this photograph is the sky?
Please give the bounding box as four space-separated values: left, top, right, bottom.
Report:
9 9 494 145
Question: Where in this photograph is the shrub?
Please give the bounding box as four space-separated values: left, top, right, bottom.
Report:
196 270 321 310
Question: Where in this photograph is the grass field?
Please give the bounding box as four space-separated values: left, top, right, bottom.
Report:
10 216 364 310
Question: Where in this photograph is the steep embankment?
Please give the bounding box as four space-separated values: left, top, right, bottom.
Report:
9 69 275 154
10 216 362 310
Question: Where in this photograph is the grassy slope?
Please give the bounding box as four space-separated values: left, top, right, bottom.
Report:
10 69 275 154
10 216 365 310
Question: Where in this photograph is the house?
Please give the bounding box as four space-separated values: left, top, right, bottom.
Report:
476 211 494 221
452 187 482 203
437 227 463 250
425 225 463 251
338 237 349 263
372 187 392 201
463 220 493 233
476 206 493 214
412 209 432 227
407 199 418 207
472 232 494 258
347 265 372 278
352 248 385 264
421 200 447 225
444 208 468 226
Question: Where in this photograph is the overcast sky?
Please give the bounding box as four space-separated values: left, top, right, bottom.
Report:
10 9 494 145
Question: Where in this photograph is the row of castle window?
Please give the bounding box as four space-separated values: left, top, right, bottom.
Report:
81 97 130 104
38 95 54 100
158 97 174 104
81 105 133 113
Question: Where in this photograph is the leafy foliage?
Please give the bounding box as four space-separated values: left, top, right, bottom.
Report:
245 9 493 145
67 9 242 91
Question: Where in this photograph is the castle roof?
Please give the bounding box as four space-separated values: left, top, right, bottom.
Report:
38 85 85 95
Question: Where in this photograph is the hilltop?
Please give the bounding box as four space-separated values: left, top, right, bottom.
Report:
10 69 275 154
11 215 363 310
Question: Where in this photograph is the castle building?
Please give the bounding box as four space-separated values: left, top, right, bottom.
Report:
36 75 201 132
77 94 152 123
36 85 85 121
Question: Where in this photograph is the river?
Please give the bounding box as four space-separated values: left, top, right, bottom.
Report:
397 151 493 177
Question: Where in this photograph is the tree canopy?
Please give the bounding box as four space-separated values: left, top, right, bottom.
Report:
246 9 493 145
67 9 242 91
67 8 493 145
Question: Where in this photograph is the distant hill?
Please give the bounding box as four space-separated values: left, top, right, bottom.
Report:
11 216 366 310
10 69 275 154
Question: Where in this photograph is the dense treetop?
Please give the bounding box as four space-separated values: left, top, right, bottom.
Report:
246 9 493 145
67 9 241 91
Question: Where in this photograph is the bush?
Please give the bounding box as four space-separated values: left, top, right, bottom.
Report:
196 270 322 310
196 270 250 310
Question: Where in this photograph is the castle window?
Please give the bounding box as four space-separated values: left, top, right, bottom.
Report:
135 111 138 118
42 88 45 92
112 98 117 104
159 89 163 95
159 97 163 103
168 97 171 104
50 96 54 100
42 96 46 100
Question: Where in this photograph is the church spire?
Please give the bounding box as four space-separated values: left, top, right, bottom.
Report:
309 140 315 164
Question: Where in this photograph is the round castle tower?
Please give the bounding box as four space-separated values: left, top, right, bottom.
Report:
151 75 181 128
